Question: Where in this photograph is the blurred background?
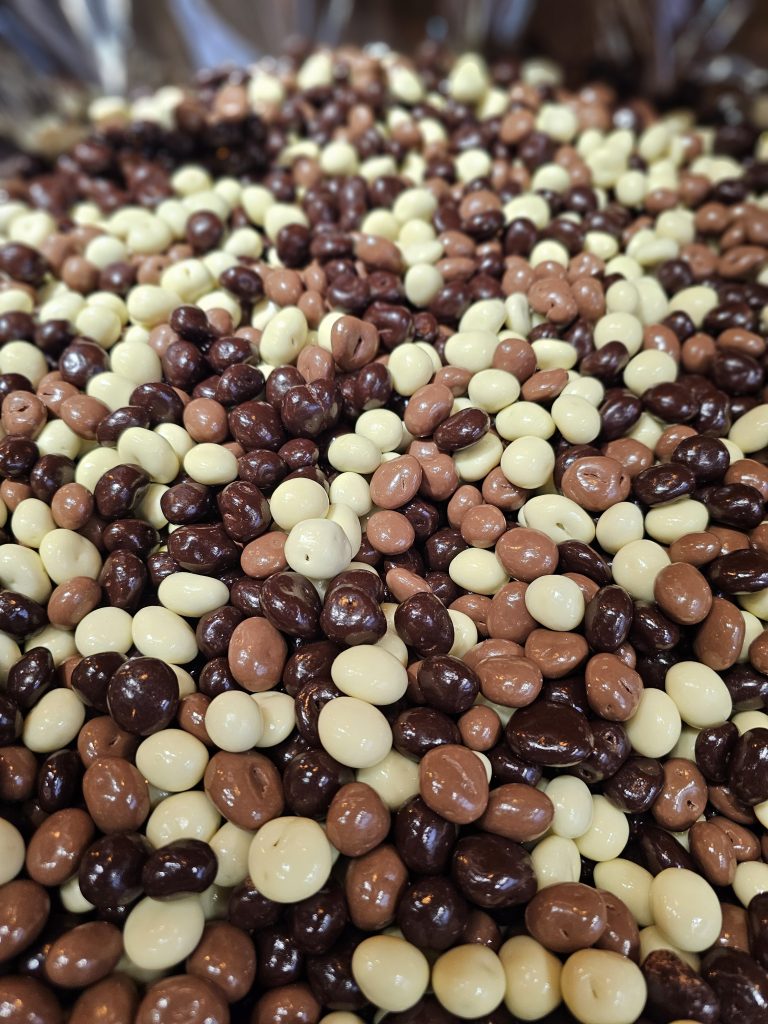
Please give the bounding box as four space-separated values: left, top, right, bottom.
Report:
1 0 767 154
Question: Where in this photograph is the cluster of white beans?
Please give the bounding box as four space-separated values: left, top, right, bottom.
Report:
2 42 768 1024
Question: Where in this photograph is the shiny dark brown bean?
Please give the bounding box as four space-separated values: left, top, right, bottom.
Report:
643 949 720 1024
584 586 633 651
603 756 664 813
394 796 457 876
260 572 322 639
320 585 386 645
708 550 768 593
393 707 462 759
505 701 593 766
417 655 480 715
141 839 217 899
451 833 536 909
434 408 490 452
701 947 768 1024
570 720 630 784
394 592 454 657
633 463 697 505
695 722 739 783
727 728 768 804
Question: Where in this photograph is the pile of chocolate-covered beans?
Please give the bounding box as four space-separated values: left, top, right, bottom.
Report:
2 42 768 1024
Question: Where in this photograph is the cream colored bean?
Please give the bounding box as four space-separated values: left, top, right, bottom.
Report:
331 646 408 705
146 792 220 848
546 776 593 839
157 573 229 617
117 427 179 484
183 443 238 485
10 499 54 549
284 519 352 579
0 635 21 684
594 312 643 355
328 473 372 516
593 859 653 927
496 401 555 441
74 608 134 656
668 285 718 326
518 495 596 544
561 949 647 1024
326 503 362 556
525 575 585 631
732 710 768 733
645 499 709 545
500 436 554 489
269 478 329 531
59 873 94 914
531 835 582 889
351 935 429 1013
0 819 25 885
574 795 629 862
25 625 76 666
664 661 732 728
671 726 701 763
448 608 479 659
160 260 213 303
251 691 296 748
551 395 601 444
132 606 198 664
432 944 506 1018
0 544 50 602
108 341 162 384
733 861 768 907
136 483 168 530
454 433 503 482
639 926 700 971
499 935 562 1021
562 375 604 407
531 339 578 371
405 263 443 306
210 822 253 888
75 305 122 348
205 691 264 752
611 539 670 601
356 749 420 810
38 528 101 583
260 306 308 365
729 404 768 453
650 868 721 952
385 344 433 396
22 688 85 753
126 285 179 328
468 368 520 413
75 448 123 492
355 409 403 453
123 896 205 970
444 330 499 372
376 629 408 665
318 696 392 768
624 688 682 757
136 729 209 792
0 341 47 387
248 816 332 902
327 434 382 474
596 503 645 554
449 548 509 595
86 372 135 412
36 420 81 460
0 289 33 315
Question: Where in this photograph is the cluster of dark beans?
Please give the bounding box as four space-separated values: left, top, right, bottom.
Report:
1 43 768 1024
